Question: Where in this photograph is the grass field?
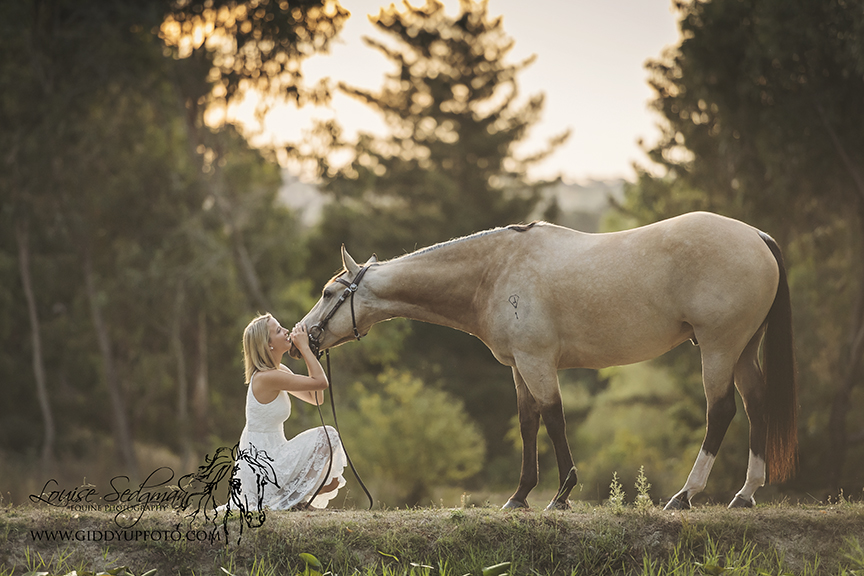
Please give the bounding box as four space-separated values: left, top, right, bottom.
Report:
2 499 864 575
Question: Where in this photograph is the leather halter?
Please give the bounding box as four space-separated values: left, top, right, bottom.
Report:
307 264 371 358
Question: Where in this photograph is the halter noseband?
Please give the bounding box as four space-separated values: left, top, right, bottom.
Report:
307 264 371 358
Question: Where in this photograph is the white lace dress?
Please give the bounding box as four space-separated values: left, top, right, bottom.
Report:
230 375 347 511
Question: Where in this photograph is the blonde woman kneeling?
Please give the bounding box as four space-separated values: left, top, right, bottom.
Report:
230 313 347 511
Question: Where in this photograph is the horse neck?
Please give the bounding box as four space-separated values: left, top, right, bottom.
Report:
368 240 494 333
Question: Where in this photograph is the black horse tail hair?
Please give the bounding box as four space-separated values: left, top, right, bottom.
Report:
759 231 799 483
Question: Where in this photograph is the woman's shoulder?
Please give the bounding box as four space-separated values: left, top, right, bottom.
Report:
253 365 295 384
250 369 288 405
252 367 274 383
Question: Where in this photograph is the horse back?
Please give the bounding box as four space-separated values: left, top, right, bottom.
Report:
483 212 779 369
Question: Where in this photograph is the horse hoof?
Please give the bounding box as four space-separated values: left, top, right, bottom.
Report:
502 498 529 509
663 494 691 511
545 499 570 511
728 495 755 509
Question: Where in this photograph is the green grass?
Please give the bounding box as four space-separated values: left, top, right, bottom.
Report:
2 502 864 575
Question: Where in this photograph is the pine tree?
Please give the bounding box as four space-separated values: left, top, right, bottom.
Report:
306 0 568 265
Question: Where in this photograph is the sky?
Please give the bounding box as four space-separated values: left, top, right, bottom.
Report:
230 0 682 184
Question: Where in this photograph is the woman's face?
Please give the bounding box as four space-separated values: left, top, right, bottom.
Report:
267 317 291 358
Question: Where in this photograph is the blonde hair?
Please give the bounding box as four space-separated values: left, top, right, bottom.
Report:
243 313 277 384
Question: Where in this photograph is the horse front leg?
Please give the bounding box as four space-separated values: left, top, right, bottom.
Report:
540 400 579 511
503 368 541 509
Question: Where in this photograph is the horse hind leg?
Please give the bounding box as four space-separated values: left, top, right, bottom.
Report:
728 330 768 508
665 351 737 510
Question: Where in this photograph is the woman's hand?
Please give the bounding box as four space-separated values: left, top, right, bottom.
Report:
290 323 312 354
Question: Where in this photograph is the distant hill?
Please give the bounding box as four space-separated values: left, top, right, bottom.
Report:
279 169 625 232
534 179 626 232
278 170 326 226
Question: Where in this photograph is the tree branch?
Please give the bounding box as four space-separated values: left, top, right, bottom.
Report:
813 100 864 205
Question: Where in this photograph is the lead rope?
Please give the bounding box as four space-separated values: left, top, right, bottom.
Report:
307 349 374 510
307 385 333 507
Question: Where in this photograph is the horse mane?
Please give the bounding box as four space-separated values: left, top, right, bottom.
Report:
392 221 545 262
507 221 541 232
324 222 546 283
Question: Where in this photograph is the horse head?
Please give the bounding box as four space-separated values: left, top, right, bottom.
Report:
290 245 378 358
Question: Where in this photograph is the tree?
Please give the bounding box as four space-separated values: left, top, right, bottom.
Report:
161 0 350 312
625 0 864 494
157 0 350 468
303 0 567 271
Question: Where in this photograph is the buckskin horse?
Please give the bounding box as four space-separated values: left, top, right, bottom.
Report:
292 212 797 510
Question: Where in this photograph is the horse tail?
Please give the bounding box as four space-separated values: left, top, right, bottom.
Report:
759 231 798 483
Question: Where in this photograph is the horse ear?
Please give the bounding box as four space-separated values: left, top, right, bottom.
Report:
367 253 378 265
342 244 360 276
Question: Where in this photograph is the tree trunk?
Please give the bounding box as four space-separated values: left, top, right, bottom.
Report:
229 225 272 311
171 283 191 471
177 95 271 312
192 309 209 441
83 246 138 478
212 171 271 311
15 218 55 475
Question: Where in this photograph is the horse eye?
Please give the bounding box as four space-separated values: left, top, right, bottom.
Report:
322 290 332 300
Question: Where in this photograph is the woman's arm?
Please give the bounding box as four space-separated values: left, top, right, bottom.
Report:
253 324 329 406
282 352 328 406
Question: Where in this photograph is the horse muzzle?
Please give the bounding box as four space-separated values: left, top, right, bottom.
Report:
287 342 301 359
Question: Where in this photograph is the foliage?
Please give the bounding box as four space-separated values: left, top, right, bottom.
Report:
343 369 486 506
607 472 625 514
569 361 713 503
297 552 325 576
0 0 346 493
160 0 349 106
635 466 653 514
601 466 653 516
4 0 864 513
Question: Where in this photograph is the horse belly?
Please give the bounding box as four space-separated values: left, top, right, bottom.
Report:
556 313 693 369
485 283 691 370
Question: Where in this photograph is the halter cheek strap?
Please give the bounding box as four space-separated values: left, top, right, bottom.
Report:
333 275 363 340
